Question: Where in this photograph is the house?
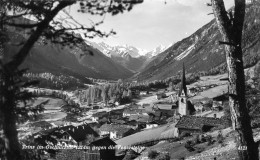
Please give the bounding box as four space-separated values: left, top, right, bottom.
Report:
148 109 173 123
34 124 99 146
175 115 224 137
194 102 203 112
91 111 108 122
123 108 146 117
246 0 255 4
140 91 147 96
108 109 124 118
110 119 126 124
152 103 177 111
108 98 119 107
92 105 100 110
169 93 178 102
145 121 160 129
27 121 53 130
99 124 135 140
212 94 228 110
90 136 117 160
129 89 140 97
188 87 198 96
129 114 150 123
56 136 116 160
156 93 167 100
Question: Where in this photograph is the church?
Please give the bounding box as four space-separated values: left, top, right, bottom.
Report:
177 64 195 116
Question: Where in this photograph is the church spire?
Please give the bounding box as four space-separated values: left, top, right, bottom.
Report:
178 63 187 97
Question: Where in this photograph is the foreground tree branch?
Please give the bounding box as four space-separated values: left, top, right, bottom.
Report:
211 0 259 159
0 1 143 159
7 1 75 71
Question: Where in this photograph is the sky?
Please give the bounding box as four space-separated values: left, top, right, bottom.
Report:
67 0 234 51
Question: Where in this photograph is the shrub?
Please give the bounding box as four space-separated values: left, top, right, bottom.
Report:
194 135 200 144
200 134 206 143
184 140 195 152
196 147 204 153
148 150 159 159
217 130 225 146
123 150 139 160
180 131 191 138
205 135 214 146
156 152 170 160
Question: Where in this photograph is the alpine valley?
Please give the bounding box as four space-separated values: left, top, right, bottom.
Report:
4 3 260 83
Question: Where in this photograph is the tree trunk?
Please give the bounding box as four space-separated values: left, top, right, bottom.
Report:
0 71 22 159
2 106 22 160
211 0 259 159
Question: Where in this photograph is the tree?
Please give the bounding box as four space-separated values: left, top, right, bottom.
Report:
101 85 109 106
0 1 143 159
211 0 259 159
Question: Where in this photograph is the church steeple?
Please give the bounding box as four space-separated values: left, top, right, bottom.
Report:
178 63 187 97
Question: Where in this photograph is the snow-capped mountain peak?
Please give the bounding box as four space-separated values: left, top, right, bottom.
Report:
145 44 168 58
89 41 169 59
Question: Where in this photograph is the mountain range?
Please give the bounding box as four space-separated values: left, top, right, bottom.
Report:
89 42 168 72
4 2 260 83
132 2 260 81
4 31 133 81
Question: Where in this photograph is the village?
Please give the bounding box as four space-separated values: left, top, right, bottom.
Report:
2 0 260 160
16 65 251 160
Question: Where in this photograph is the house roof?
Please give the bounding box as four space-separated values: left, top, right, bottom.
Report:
159 109 175 115
212 94 229 101
147 121 160 125
29 121 52 128
154 103 175 110
92 111 108 118
90 136 116 146
123 108 146 115
129 115 150 123
99 124 133 135
175 115 223 130
37 124 99 143
109 109 124 115
110 119 125 124
66 125 99 142
116 123 176 146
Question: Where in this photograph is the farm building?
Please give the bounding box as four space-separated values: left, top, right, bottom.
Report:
27 121 53 129
175 115 224 136
156 93 167 100
91 111 108 122
56 136 116 160
145 121 160 129
34 124 99 146
116 123 178 147
212 93 228 110
99 124 135 140
123 108 147 117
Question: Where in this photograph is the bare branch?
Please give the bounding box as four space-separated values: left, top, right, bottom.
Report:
5 21 40 28
7 1 76 71
218 41 236 46
211 0 233 40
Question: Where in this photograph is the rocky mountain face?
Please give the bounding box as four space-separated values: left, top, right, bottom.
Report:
4 31 134 81
90 42 168 72
133 2 260 82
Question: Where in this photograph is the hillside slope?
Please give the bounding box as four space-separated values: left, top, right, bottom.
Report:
134 3 260 81
4 31 134 81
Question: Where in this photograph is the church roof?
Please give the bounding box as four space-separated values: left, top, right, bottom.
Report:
178 63 187 97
